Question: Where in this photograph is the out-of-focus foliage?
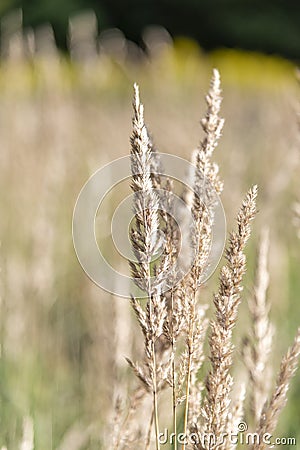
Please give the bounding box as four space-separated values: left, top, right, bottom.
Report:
0 0 20 16
1 0 300 59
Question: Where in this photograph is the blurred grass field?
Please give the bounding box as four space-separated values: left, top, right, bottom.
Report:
0 22 300 449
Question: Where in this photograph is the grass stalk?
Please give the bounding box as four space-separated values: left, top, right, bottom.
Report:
182 301 195 450
170 290 178 450
145 405 154 450
148 274 161 450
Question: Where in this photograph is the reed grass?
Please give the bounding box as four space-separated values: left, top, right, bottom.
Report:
0 17 299 446
242 228 274 426
120 70 300 450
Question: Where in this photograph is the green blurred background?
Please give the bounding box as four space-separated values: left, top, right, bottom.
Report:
1 0 300 59
0 1 299 449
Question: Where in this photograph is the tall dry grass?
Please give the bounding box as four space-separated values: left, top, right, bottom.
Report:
0 11 300 449
112 70 300 449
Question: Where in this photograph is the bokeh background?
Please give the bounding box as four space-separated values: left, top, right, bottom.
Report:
0 1 300 449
